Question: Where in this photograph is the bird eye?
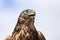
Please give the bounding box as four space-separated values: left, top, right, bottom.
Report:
26 10 28 13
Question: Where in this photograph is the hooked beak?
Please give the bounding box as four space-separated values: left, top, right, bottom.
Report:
29 13 35 18
29 10 35 16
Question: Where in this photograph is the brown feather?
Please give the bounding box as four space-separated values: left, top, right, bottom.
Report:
5 9 46 40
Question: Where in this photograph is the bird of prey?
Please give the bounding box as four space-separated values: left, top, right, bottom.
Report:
5 9 46 40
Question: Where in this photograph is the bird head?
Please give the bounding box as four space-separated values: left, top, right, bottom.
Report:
18 9 36 23
22 9 35 19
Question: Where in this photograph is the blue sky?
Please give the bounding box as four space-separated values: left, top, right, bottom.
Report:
0 0 60 40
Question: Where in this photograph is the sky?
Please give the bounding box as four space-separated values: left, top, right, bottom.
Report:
0 0 60 40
